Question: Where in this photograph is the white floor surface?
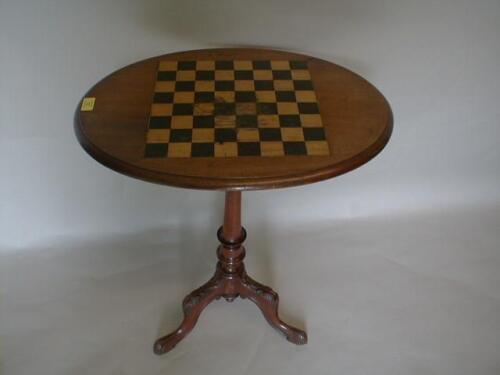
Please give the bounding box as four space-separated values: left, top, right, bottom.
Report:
1 204 500 375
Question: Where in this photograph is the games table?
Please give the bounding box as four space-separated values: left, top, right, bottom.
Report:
74 48 393 354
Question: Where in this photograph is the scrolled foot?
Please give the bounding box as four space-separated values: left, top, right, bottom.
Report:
240 273 308 346
285 327 308 345
154 331 184 354
154 274 222 355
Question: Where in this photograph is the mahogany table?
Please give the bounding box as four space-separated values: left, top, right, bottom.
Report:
74 48 392 354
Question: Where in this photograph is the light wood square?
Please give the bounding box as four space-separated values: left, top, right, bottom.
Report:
256 91 276 103
168 143 191 158
234 60 253 70
192 128 214 143
176 71 195 81
171 116 193 129
215 115 236 128
260 141 285 156
237 128 259 142
281 128 304 141
291 70 311 80
236 103 256 115
215 142 238 157
295 90 317 103
253 70 273 80
258 115 280 128
146 129 170 143
158 60 177 71
215 91 235 102
306 141 330 156
235 80 255 91
300 114 323 127
196 60 215 70
155 81 175 92
215 70 234 80
277 102 299 115
271 60 290 70
151 104 172 116
274 80 294 90
174 92 195 103
195 81 215 91
194 103 215 116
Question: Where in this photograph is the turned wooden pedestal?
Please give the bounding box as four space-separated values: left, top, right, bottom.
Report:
153 191 307 354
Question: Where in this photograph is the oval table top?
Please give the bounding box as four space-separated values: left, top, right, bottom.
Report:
75 48 392 190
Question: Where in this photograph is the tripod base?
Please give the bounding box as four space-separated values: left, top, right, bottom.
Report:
154 193 307 354
153 260 307 354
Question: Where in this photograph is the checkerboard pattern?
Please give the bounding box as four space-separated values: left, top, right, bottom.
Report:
145 60 330 158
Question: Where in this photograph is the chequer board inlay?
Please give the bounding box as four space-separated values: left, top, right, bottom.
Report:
145 60 330 158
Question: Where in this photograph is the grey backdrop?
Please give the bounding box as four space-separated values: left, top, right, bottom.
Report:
1 1 500 374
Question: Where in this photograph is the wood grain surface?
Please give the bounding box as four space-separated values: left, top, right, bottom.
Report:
75 48 393 190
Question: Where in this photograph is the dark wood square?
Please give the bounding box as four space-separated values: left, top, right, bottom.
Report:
303 127 326 141
254 80 274 91
235 91 256 102
215 81 235 91
273 70 292 80
256 103 278 115
238 142 261 156
191 142 214 157
196 71 215 80
175 81 195 91
215 128 237 143
259 128 282 141
215 60 234 70
157 71 176 81
195 92 215 103
293 80 314 90
253 60 271 69
170 129 192 142
234 70 254 80
279 115 301 127
149 116 171 129
298 103 320 114
290 60 308 69
236 115 258 128
276 91 296 102
283 141 307 155
177 61 196 70
214 102 235 116
193 116 215 128
153 92 174 103
145 143 168 157
173 104 194 116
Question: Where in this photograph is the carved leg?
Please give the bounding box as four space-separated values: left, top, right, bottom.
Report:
153 269 223 354
240 272 307 345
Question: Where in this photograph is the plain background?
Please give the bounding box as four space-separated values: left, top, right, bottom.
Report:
1 0 500 374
